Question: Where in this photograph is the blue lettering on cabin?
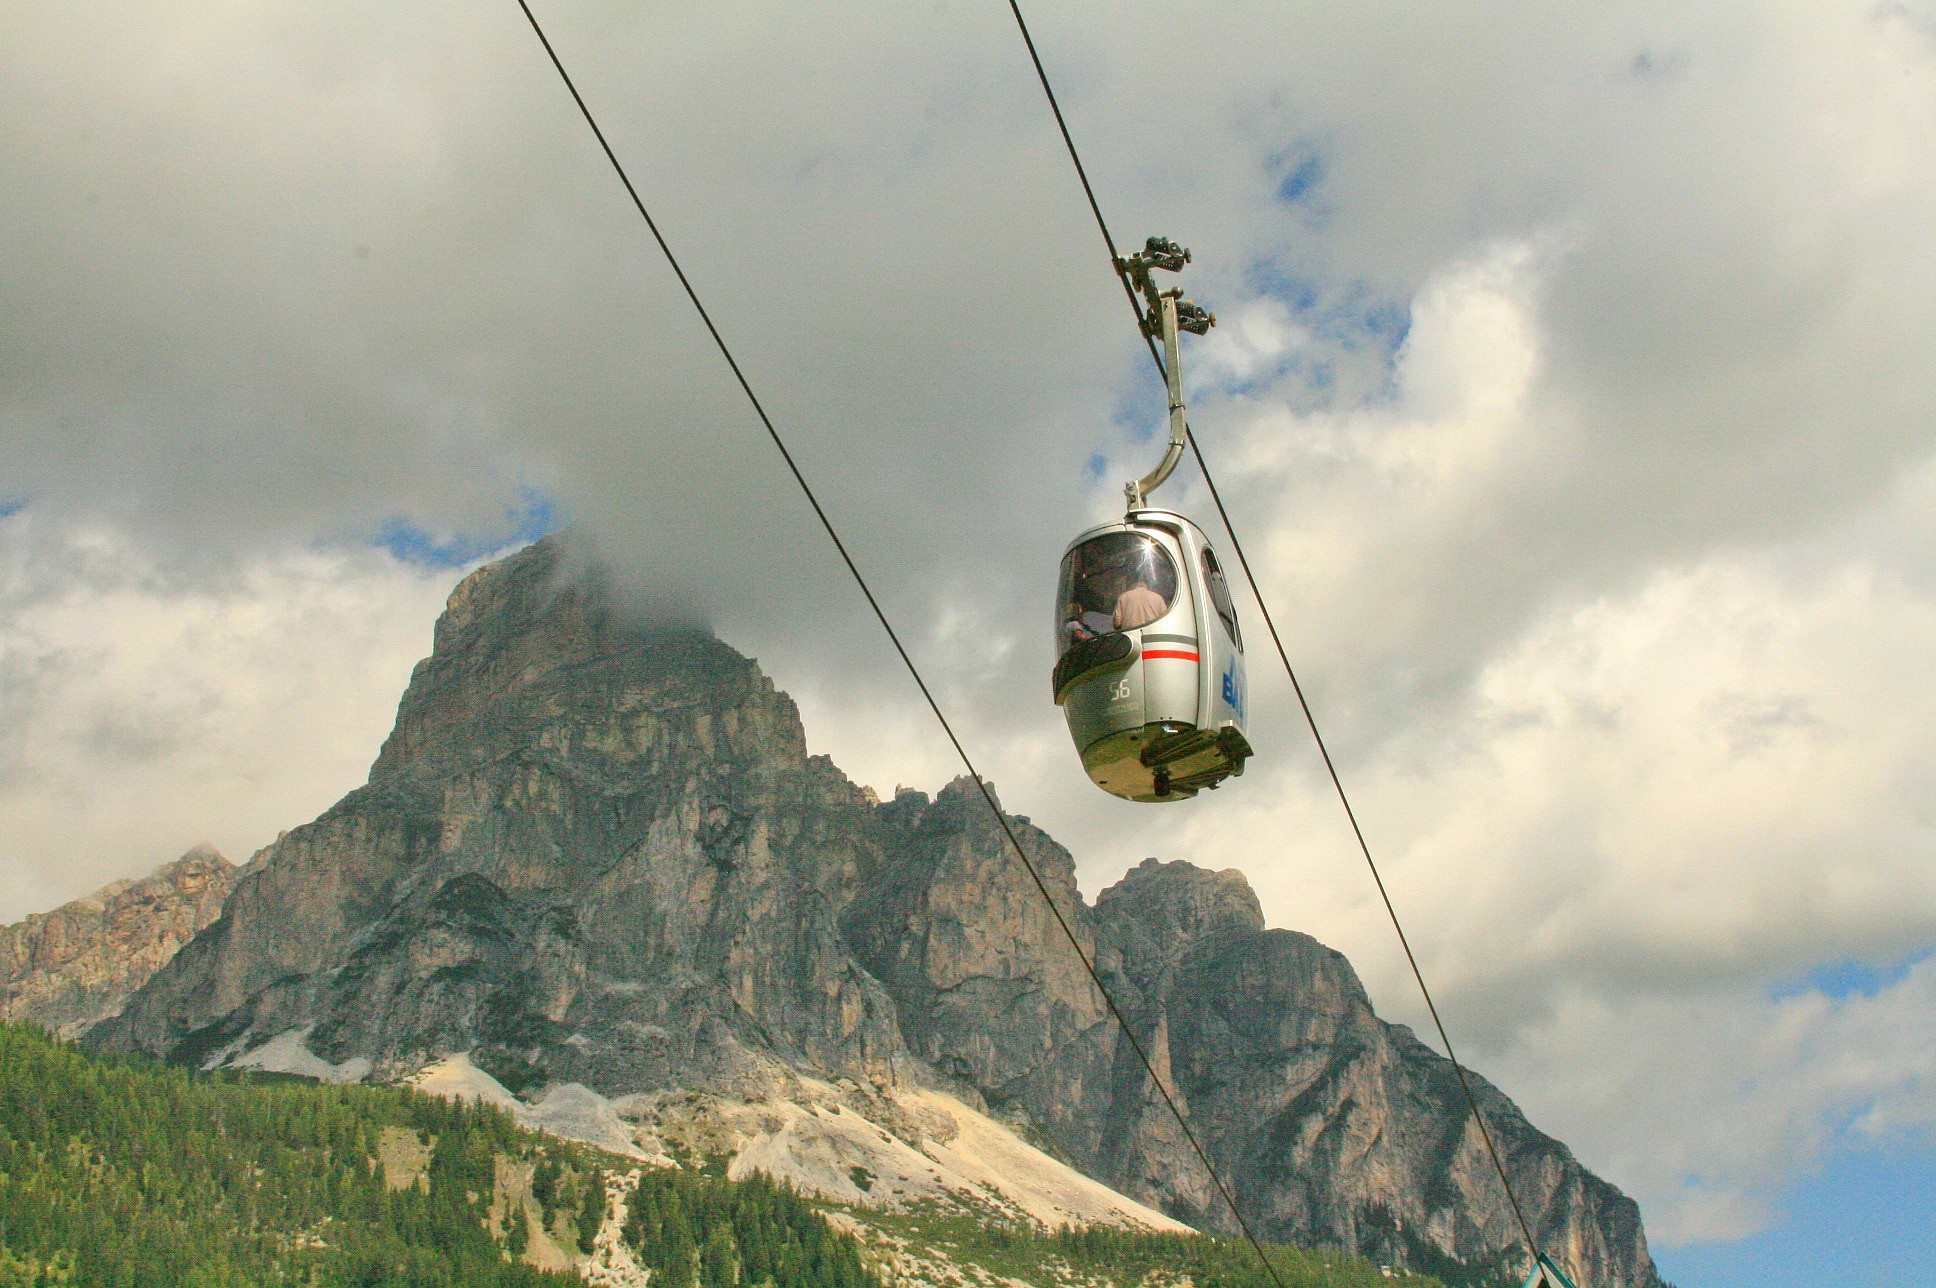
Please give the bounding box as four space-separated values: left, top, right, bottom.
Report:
1221 665 1245 718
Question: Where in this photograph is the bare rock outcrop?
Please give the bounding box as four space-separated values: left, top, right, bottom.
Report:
1 846 235 1036
849 805 1657 1286
1095 858 1650 1283
97 537 1660 1286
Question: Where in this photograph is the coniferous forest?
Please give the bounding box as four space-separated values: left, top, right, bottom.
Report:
624 1170 875 1288
0 1024 892 1288
0 1022 579 1287
0 1022 1466 1288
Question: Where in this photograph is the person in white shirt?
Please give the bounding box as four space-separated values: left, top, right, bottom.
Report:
1113 577 1168 630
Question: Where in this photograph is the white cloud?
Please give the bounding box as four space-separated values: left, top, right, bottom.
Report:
1493 960 1936 1245
1140 447 1936 1243
0 515 460 920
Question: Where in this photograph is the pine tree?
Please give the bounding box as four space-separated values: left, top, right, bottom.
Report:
576 1174 605 1253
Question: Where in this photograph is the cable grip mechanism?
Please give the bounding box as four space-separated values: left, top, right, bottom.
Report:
1116 237 1216 510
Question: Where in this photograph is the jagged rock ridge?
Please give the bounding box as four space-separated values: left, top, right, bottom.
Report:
97 537 1660 1286
1 846 236 1037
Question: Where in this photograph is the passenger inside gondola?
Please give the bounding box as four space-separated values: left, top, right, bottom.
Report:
1057 533 1178 652
1112 573 1168 629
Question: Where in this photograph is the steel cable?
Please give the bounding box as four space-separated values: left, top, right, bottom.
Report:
1002 0 1552 1269
509 5 1297 1283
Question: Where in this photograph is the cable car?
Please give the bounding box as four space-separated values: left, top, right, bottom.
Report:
1054 239 1252 801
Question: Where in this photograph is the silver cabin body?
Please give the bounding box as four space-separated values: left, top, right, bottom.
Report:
1053 508 1251 802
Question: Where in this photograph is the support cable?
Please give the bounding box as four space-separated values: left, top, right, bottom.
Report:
1002 0 1550 1267
509 6 1293 1284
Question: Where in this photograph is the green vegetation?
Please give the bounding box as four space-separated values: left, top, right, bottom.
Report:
0 1022 577 1287
0 1023 889 1288
624 1169 876 1288
854 1206 1453 1288
1042 1223 1451 1288
0 1021 1504 1288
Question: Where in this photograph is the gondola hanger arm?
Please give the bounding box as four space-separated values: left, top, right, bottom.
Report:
1118 237 1214 511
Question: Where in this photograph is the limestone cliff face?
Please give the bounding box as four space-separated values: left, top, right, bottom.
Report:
854 805 1656 1287
1 846 235 1037
102 542 912 1099
100 538 1659 1286
1095 859 1650 1284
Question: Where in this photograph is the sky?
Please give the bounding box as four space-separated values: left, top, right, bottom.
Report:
3 2 1935 1282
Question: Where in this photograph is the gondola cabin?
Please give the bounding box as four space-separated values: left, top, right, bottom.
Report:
1054 508 1252 801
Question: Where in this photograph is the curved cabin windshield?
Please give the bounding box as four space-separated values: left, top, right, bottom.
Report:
1056 532 1180 658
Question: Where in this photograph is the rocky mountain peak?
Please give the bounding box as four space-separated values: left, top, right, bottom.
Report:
2 847 236 1037
176 841 229 868
1097 858 1266 946
370 536 806 786
98 539 1661 1286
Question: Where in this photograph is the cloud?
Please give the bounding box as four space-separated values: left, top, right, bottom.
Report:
1342 546 1936 1018
5 0 1936 1252
1226 528 1936 1243
1492 958 1936 1245
0 515 458 921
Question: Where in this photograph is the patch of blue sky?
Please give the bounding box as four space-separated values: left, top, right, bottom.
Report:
1223 139 1411 405
1240 254 1412 358
1770 949 1932 1003
0 498 24 519
1199 259 1407 410
1256 268 1321 315
1652 1137 1936 1288
376 489 558 569
1276 152 1324 208
1359 299 1410 347
1085 453 1110 482
1267 140 1333 232
1199 345 1338 409
1301 358 1337 395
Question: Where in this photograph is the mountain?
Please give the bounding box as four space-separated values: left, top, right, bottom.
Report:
0 844 235 1037
95 536 1660 1286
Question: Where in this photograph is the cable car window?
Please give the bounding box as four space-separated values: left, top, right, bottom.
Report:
1056 532 1179 657
1201 545 1241 650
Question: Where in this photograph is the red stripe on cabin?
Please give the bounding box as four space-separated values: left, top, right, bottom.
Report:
1142 649 1200 662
